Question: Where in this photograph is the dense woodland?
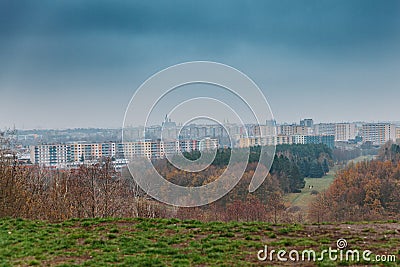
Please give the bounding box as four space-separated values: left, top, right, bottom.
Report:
182 143 332 191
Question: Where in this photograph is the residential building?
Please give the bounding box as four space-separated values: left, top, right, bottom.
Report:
314 123 335 136
238 136 275 147
362 123 396 145
30 144 71 167
238 134 334 148
335 123 357 142
279 124 310 136
30 138 218 167
291 134 306 145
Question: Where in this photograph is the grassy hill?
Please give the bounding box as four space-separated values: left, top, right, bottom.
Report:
1 217 399 266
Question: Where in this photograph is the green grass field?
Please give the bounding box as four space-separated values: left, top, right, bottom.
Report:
1 217 399 266
285 174 335 212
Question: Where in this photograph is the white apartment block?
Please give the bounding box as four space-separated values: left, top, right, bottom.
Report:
314 123 336 136
239 134 294 148
30 144 71 167
278 124 311 136
335 123 357 142
314 123 357 142
69 142 116 162
238 136 275 148
30 139 218 167
238 135 305 147
238 134 335 148
291 134 306 144
362 123 396 145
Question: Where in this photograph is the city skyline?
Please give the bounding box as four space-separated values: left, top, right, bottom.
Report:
25 120 399 167
5 116 400 131
1 0 400 129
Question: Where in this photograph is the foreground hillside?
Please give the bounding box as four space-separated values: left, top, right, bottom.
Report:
0 218 399 266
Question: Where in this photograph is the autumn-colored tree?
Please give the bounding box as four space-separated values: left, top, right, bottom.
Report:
309 159 400 222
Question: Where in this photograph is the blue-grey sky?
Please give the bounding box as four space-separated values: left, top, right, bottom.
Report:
0 0 399 129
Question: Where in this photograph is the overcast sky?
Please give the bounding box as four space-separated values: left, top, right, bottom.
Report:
0 0 399 129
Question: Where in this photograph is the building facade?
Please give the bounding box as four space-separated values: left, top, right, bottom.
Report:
362 123 396 145
334 123 357 142
30 138 218 167
30 144 71 167
239 134 334 149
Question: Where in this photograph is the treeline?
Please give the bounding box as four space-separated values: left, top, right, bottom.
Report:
274 144 331 179
309 142 400 222
253 144 331 193
332 147 379 164
181 144 332 193
0 159 169 221
0 160 293 223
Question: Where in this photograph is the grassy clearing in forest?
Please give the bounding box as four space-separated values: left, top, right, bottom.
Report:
285 174 335 212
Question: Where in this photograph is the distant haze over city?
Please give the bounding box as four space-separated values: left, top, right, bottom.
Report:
1 0 400 129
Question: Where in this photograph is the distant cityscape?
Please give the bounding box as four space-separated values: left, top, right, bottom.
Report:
5 117 400 169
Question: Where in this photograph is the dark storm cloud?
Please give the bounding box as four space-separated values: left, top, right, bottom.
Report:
0 0 399 128
1 0 399 76
1 0 400 47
